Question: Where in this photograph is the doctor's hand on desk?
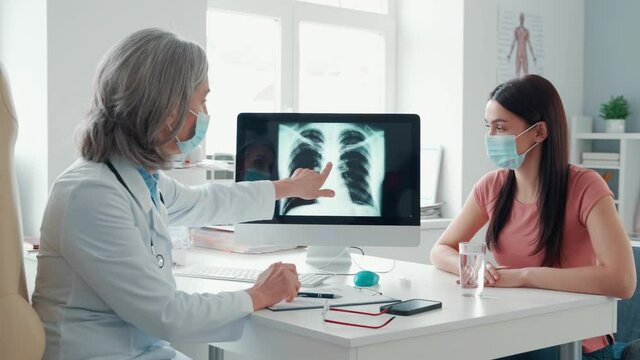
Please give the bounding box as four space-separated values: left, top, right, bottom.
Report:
246 262 301 311
273 162 336 200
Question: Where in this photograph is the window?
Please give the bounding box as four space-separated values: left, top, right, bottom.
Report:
297 0 388 14
206 10 281 155
298 22 385 112
206 0 396 155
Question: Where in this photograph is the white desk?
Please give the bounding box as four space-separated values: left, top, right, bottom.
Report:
175 247 617 360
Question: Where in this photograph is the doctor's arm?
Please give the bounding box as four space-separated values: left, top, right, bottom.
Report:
161 163 334 226
60 180 291 343
430 192 489 275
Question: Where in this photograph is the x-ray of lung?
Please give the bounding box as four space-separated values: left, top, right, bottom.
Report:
278 123 385 216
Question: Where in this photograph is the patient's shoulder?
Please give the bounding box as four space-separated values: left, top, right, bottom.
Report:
475 169 509 192
473 169 509 209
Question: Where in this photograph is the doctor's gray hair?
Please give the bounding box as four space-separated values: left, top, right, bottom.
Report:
78 28 208 170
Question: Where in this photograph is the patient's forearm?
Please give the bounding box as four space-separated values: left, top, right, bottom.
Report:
430 244 462 275
524 266 635 299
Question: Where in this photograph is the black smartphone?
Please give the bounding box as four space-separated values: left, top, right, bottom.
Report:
380 299 442 316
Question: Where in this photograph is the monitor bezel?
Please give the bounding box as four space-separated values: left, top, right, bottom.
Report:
235 112 420 226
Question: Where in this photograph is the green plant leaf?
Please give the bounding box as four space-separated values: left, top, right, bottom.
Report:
599 95 630 120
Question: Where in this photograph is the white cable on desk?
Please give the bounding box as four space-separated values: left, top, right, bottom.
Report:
312 246 353 275
310 247 396 276
350 253 396 274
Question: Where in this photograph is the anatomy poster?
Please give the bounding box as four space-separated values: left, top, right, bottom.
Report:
277 123 385 217
497 8 544 83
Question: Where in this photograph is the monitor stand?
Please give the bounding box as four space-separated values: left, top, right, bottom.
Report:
305 246 352 272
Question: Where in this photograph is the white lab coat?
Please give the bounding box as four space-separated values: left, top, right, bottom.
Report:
32 156 276 360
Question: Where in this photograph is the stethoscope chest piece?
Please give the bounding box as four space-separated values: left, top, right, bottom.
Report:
156 253 165 268
151 242 165 268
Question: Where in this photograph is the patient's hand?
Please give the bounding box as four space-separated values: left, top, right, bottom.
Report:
484 262 502 286
460 264 479 288
485 263 527 288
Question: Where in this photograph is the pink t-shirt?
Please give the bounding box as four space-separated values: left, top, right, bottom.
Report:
473 165 613 353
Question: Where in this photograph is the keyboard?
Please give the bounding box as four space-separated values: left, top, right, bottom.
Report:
173 264 333 288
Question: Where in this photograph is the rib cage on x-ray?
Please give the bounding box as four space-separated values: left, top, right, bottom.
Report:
279 123 385 217
338 129 374 208
281 129 324 214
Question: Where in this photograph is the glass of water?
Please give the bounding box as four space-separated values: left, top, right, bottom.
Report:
459 242 486 297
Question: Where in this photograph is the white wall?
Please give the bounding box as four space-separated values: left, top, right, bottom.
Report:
397 0 585 218
396 0 465 218
584 0 640 133
47 0 208 185
2 0 208 235
0 0 48 236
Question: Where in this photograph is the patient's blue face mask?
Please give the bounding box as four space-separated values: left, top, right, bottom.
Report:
169 109 210 154
485 122 541 170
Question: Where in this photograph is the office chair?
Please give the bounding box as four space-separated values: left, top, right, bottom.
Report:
0 62 46 359
614 246 640 360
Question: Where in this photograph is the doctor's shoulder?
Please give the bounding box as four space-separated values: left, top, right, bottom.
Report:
49 159 130 205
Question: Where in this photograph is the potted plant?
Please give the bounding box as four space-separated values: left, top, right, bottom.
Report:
599 95 630 133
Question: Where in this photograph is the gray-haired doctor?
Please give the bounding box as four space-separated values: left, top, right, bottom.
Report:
32 28 335 360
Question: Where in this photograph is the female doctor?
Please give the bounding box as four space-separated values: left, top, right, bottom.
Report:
32 28 335 360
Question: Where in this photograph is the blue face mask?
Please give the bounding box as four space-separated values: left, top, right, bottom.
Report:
485 122 541 170
244 169 272 181
172 109 210 154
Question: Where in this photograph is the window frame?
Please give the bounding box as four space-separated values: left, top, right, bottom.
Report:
207 0 397 113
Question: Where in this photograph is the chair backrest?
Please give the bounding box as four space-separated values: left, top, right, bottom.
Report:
617 246 640 343
0 62 45 359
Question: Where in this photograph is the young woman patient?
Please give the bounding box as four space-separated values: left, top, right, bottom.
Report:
430 74 636 360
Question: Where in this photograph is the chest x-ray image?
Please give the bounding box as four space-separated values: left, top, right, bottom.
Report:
278 122 385 216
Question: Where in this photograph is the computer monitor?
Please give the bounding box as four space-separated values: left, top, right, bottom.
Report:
234 113 420 268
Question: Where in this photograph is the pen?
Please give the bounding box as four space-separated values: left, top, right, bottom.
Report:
297 292 339 299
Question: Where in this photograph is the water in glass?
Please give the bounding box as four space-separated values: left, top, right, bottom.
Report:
459 250 485 297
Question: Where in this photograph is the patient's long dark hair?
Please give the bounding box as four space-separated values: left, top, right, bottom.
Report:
485 75 569 267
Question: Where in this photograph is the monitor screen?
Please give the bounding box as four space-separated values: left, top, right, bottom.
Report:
234 113 421 266
236 113 420 226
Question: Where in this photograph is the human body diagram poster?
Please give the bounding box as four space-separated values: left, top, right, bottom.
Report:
497 8 545 83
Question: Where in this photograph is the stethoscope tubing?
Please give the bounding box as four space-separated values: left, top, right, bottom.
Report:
105 160 166 268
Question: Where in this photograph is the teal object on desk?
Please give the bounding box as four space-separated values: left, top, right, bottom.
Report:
354 270 380 287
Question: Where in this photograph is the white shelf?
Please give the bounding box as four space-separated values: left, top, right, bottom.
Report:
574 133 640 140
571 131 640 234
578 163 621 170
420 218 452 230
171 159 233 171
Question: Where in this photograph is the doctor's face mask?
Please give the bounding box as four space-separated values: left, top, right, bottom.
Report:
167 109 210 155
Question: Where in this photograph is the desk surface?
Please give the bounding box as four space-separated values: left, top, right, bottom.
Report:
176 247 616 360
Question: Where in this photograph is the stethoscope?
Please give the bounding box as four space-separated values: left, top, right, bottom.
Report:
106 160 166 268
